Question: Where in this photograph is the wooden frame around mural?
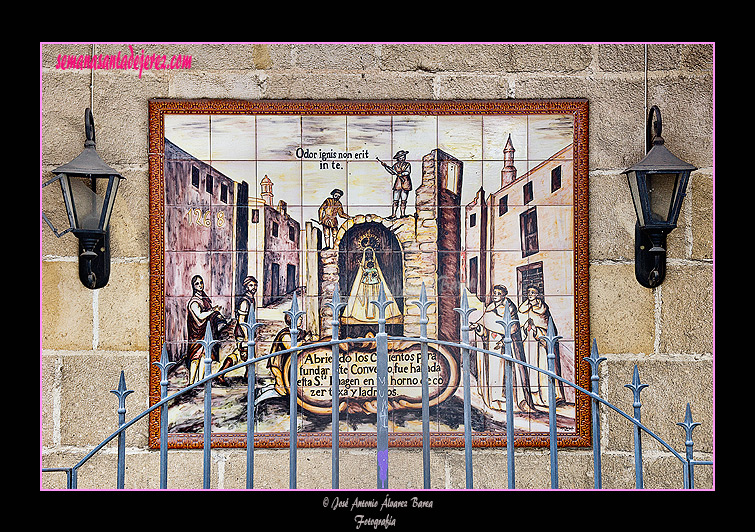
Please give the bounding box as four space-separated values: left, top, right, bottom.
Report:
147 99 590 449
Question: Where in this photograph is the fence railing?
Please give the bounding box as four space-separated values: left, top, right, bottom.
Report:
42 282 713 490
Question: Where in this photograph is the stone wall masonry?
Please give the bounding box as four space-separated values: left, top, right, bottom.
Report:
41 43 714 490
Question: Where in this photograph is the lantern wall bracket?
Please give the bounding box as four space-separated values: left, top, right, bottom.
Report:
634 222 666 288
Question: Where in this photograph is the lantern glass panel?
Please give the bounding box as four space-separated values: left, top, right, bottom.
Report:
625 170 645 227
60 174 115 232
646 172 679 224
101 175 120 230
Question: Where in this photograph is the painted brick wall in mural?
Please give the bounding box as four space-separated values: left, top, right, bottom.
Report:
148 100 590 448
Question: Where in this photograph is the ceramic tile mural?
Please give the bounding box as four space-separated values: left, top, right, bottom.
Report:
147 100 590 448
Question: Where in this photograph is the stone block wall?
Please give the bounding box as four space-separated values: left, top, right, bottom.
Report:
41 43 714 490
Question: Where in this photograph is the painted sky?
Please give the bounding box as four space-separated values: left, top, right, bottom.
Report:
164 112 573 223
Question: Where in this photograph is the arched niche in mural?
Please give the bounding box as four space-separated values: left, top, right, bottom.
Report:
337 220 404 339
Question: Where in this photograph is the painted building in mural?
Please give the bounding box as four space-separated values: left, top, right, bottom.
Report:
464 137 575 405
162 138 300 363
163 138 238 362
252 176 301 307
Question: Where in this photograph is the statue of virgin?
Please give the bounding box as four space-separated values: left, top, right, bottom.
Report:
343 246 400 323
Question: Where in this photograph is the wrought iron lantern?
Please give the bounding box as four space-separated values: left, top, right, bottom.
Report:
43 108 124 289
622 105 696 288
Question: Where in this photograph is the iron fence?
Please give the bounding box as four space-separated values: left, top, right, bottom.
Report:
42 282 712 490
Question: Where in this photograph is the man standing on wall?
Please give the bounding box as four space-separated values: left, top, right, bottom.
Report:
378 150 412 219
318 188 351 249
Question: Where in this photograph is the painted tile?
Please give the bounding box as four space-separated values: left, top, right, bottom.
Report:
150 101 589 449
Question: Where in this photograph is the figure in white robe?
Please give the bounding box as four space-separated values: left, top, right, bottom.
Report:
471 284 537 413
343 247 400 323
518 286 566 407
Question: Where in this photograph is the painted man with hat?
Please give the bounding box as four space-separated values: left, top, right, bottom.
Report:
318 188 351 249
378 150 412 219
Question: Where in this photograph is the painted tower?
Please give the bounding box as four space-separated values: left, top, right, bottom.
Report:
501 133 517 186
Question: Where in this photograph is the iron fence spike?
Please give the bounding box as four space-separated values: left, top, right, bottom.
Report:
284 291 306 337
585 338 607 370
377 282 387 306
237 311 263 339
451 284 474 487
677 402 701 488
324 283 347 315
542 317 563 353
453 285 475 324
677 403 701 436
290 290 299 315
331 282 340 305
369 282 393 320
409 281 434 321
284 291 305 321
625 364 649 396
495 302 519 340
110 370 134 402
152 343 176 374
